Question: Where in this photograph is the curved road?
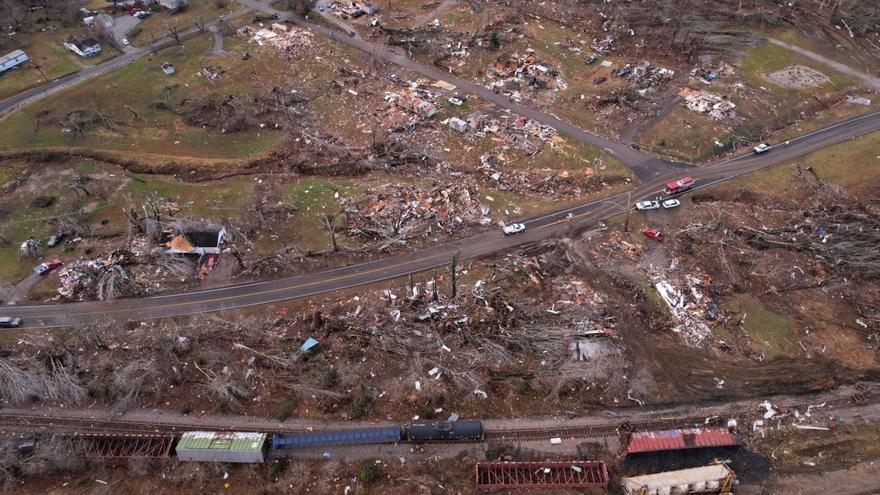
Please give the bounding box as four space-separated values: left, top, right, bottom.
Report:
5 109 880 328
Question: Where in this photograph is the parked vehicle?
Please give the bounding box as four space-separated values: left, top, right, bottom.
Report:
662 199 681 209
502 223 526 235
0 317 22 328
664 176 695 195
34 259 63 276
593 75 607 84
448 97 464 106
635 200 660 211
585 54 599 65
642 227 664 242
753 143 771 154
47 233 65 247
121 38 130 47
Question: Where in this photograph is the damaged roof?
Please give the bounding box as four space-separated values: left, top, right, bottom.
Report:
625 427 738 455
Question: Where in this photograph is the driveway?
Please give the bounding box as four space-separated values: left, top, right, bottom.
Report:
111 14 142 50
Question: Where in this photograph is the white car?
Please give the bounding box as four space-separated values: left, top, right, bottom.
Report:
662 199 681 209
121 38 130 46
753 143 771 154
635 200 660 211
448 97 464 106
502 223 526 235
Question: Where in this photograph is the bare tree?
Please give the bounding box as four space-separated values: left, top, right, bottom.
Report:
322 213 339 252
193 14 208 33
165 18 182 46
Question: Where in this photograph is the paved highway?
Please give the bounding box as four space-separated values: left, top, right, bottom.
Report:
5 109 880 328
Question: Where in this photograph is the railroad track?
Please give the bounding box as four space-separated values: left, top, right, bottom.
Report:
0 413 302 437
484 390 880 442
1 389 878 442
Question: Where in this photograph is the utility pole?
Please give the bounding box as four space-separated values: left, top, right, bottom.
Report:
450 251 460 299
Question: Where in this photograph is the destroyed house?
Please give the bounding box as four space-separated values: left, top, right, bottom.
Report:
161 228 226 256
63 36 101 58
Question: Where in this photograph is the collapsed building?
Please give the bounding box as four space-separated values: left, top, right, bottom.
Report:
678 89 737 121
486 51 567 102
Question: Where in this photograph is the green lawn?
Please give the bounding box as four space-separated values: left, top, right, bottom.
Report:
0 24 116 101
129 0 241 48
0 34 286 160
722 295 797 359
726 130 880 194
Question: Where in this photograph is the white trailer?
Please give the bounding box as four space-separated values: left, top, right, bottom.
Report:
622 464 735 495
0 50 29 74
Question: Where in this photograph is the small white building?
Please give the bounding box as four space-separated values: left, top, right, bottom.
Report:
64 36 101 58
0 50 28 74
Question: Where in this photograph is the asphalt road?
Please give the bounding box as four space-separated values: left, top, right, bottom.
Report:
5 109 879 328
0 7 253 118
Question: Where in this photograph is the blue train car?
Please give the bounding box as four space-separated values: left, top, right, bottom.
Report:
272 426 402 449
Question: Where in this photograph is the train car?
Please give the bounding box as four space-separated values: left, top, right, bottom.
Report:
272 426 402 450
406 420 483 442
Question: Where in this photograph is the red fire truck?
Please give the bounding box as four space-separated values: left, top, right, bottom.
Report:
664 176 695 195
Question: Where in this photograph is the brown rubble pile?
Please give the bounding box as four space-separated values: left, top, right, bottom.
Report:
486 50 567 102
342 182 487 241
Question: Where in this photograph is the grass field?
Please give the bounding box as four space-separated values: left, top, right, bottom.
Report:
128 0 241 48
726 130 880 194
0 34 287 160
642 36 876 163
0 23 119 101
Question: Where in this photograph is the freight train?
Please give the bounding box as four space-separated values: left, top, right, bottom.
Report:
271 420 484 450
174 420 485 464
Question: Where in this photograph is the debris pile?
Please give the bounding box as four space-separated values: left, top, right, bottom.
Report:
478 154 613 197
652 267 722 347
613 61 675 89
678 89 737 121
384 89 438 122
591 36 615 55
342 182 487 242
689 61 734 84
197 65 225 84
57 251 140 301
486 51 567 102
469 114 559 155
243 25 315 56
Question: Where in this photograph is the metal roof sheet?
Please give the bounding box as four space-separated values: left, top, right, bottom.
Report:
625 427 738 455
177 431 266 452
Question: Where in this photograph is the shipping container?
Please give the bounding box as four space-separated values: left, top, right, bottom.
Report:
176 431 267 463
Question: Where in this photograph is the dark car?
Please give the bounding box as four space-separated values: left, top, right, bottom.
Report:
0 317 22 328
47 233 65 247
